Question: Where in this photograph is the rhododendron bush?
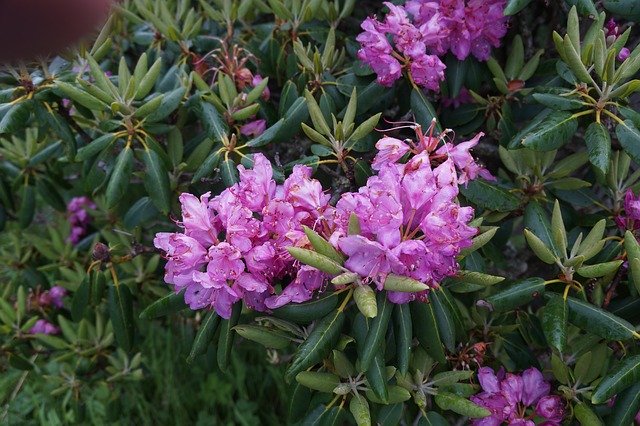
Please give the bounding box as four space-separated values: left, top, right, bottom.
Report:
3 0 640 424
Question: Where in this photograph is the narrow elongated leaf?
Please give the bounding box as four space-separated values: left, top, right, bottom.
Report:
220 158 239 187
139 289 187 319
574 402 603 425
288 247 343 275
234 325 291 349
106 146 133 208
411 301 447 363
585 122 611 175
141 148 171 213
303 226 344 264
287 382 312 423
295 371 340 393
187 311 220 363
71 275 91 321
532 93 585 110
542 295 567 353
460 179 520 212
519 111 578 151
485 277 545 311
616 120 640 166
608 382 640 426
384 274 429 292
108 284 135 352
285 308 345 381
394 304 412 374
0 101 31 134
592 355 640 404
411 88 441 133
77 133 117 161
430 290 457 351
524 201 558 254
504 0 533 15
217 303 242 370
191 149 222 183
272 293 340 324
354 285 377 318
434 392 490 418
564 295 637 341
360 292 393 371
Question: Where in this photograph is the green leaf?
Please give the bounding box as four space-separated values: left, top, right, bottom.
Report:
191 148 222 183
446 56 468 98
295 371 340 393
287 247 343 275
576 260 623 278
524 201 559 254
108 284 135 352
272 292 340 324
18 184 35 229
410 301 447 364
0 101 31 134
551 200 568 258
460 180 520 212
235 324 291 349
532 93 585 110
345 113 381 150
418 412 449 426
564 295 638 341
354 285 377 318
393 304 412 375
71 275 91 321
504 0 533 15
616 120 640 166
106 146 134 208
77 133 117 161
141 147 171 214
196 101 228 142
519 111 578 151
360 293 393 371
146 87 185 122
485 277 546 312
434 392 490 418
383 274 429 292
608 382 640 426
574 402 604 425
139 289 186 319
217 303 242 371
430 290 457 351
285 308 345 382
411 88 441 133
220 158 239 187
542 295 568 353
303 226 345 264
187 311 220 363
56 81 107 111
592 355 640 404
585 122 611 175
505 36 524 80
247 119 284 147
349 394 371 426
287 382 312 423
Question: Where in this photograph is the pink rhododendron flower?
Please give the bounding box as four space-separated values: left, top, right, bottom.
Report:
471 367 564 426
406 0 509 61
615 190 640 231
67 196 96 244
38 286 68 309
356 2 446 90
251 74 270 100
618 47 630 61
240 119 267 138
30 319 60 335
436 132 495 185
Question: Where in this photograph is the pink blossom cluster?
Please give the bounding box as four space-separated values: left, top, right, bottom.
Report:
471 367 565 426
357 1 508 88
38 286 67 309
67 196 96 244
615 189 640 232
154 154 332 318
30 319 60 335
155 123 490 317
356 2 447 89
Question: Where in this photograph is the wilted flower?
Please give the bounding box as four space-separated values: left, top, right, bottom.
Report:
30 319 60 335
471 367 564 426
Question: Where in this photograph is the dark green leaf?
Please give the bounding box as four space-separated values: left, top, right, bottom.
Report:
217 303 242 371
107 284 135 352
71 274 91 321
220 158 239 187
504 0 533 15
360 292 393 371
187 311 220 363
411 88 441 133
608 382 640 426
272 292 340 324
485 277 545 312
141 148 171 213
564 295 638 341
139 289 187 319
592 355 640 404
196 101 228 141
519 111 578 151
77 133 116 161
585 122 611 175
410 301 447 364
434 392 490 418
106 146 133 208
0 101 31 134
393 304 412 375
460 179 520 212
542 295 568 353
616 120 640 165
285 307 345 382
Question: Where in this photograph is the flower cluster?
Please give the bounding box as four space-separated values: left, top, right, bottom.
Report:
332 127 484 303
356 2 447 89
37 286 67 309
155 123 490 316
357 1 508 88
30 319 60 335
615 189 640 232
606 18 631 61
406 0 509 61
471 367 565 426
67 196 96 244
154 154 333 318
